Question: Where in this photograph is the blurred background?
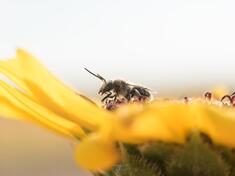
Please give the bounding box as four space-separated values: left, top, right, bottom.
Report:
0 0 235 175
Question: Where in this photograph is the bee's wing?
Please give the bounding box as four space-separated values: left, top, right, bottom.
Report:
127 82 151 90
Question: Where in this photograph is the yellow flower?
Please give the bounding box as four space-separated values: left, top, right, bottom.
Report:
1 49 235 172
76 101 235 171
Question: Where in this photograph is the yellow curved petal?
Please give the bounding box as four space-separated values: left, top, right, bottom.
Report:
74 101 235 171
211 86 229 100
75 134 120 171
0 95 76 138
16 49 112 130
0 58 30 92
113 103 173 143
113 102 196 144
113 101 235 148
199 103 235 147
0 96 30 120
0 80 85 138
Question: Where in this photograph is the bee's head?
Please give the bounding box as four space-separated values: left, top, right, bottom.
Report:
99 81 114 95
84 68 128 96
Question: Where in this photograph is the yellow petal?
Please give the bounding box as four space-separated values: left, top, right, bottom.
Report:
75 134 120 171
16 49 112 129
211 86 229 100
0 58 30 92
114 102 196 144
0 94 76 138
199 103 235 147
0 80 85 138
113 101 235 148
0 95 30 120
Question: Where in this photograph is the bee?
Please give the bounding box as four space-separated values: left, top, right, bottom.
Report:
84 68 152 110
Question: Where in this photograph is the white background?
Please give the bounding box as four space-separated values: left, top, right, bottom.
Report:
0 0 234 98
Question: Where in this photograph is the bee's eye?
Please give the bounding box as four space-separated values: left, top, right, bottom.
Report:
104 83 114 91
99 82 114 94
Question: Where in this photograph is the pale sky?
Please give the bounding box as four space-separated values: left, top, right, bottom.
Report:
0 0 235 98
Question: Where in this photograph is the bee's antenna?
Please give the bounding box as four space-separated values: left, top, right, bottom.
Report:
84 68 106 83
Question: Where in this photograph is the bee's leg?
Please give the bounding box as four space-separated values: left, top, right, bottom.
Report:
101 92 112 102
125 93 133 101
124 88 132 101
102 94 116 103
114 94 118 101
